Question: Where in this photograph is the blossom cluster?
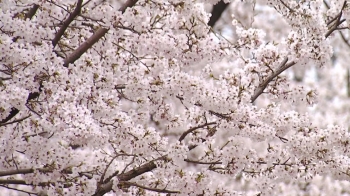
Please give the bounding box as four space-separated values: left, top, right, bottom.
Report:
1 0 350 196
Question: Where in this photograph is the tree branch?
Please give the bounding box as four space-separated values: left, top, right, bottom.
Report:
251 57 294 103
118 0 138 13
0 185 37 195
250 1 347 103
325 1 347 38
208 1 229 27
0 167 54 177
0 115 31 127
0 179 51 187
63 0 139 67
0 108 19 124
0 168 35 177
52 0 84 47
0 179 28 185
93 156 167 196
118 157 165 181
184 159 222 165
178 122 217 142
99 156 118 185
120 181 180 194
25 4 39 20
63 27 109 67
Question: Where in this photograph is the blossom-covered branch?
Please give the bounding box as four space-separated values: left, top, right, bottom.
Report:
52 0 83 47
2 0 350 195
63 0 139 67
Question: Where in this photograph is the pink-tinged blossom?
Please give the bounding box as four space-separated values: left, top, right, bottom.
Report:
1 0 350 195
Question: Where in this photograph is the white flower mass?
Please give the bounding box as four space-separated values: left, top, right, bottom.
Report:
1 0 350 195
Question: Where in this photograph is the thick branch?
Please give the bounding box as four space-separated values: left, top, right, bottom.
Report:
0 179 28 185
93 156 166 196
52 0 83 47
0 167 54 177
0 179 51 187
25 4 39 19
208 1 229 27
0 168 35 177
118 158 163 181
63 0 138 67
0 115 31 127
119 0 138 13
0 108 19 124
63 27 108 67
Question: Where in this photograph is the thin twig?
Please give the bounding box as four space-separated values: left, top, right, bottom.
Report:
325 1 347 38
0 185 36 195
99 156 118 185
178 122 216 142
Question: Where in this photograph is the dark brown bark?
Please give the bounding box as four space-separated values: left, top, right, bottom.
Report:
208 1 229 27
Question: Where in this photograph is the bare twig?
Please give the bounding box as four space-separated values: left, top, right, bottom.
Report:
118 156 167 181
120 181 180 194
323 0 330 9
208 110 231 120
0 185 37 195
184 159 222 165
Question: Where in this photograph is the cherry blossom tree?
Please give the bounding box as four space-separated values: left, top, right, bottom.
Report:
1 0 350 195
